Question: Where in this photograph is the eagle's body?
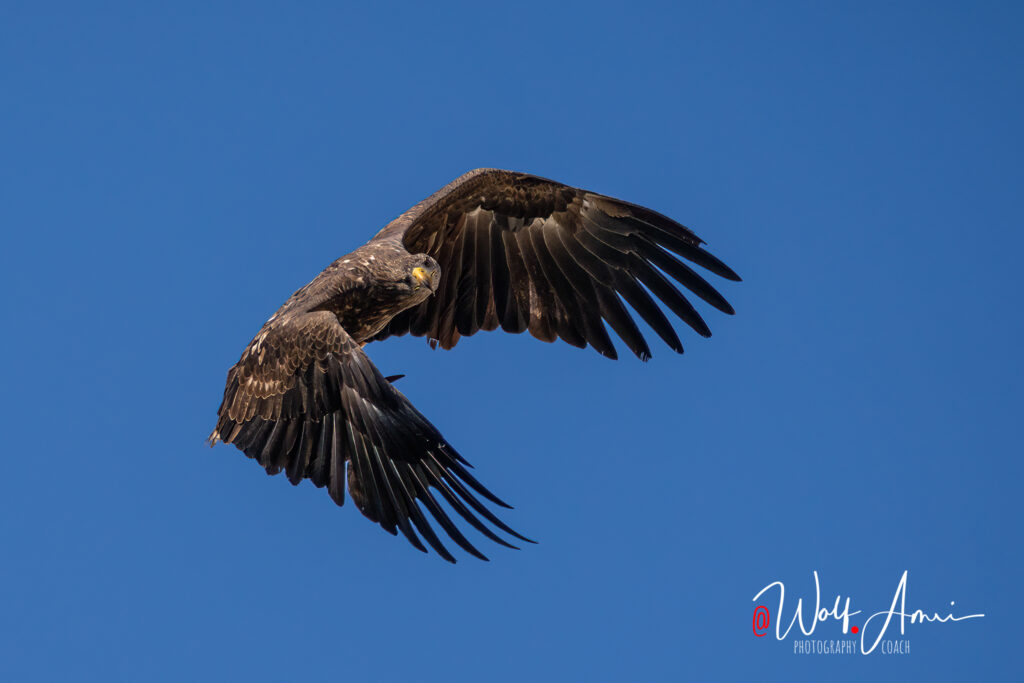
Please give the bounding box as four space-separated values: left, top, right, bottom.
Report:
211 168 740 562
282 240 437 343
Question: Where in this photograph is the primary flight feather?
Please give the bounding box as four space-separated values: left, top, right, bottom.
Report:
210 168 741 562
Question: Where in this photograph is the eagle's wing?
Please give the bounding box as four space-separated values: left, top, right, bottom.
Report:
210 310 529 562
370 168 741 359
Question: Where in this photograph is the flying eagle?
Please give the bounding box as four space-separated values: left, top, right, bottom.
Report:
210 168 740 562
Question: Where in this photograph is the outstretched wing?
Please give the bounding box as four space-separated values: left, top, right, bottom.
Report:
371 168 740 359
210 310 530 562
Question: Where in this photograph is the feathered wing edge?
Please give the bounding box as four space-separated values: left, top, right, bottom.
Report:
371 169 740 359
210 312 532 562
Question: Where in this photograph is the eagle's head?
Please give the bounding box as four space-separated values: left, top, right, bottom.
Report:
328 245 442 341
363 250 440 314
401 253 441 303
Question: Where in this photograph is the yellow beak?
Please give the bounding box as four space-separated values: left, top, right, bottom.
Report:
411 266 431 287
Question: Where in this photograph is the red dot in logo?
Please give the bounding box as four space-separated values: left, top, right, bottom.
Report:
851 626 859 634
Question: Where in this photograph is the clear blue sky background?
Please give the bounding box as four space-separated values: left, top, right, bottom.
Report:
2 2 1020 681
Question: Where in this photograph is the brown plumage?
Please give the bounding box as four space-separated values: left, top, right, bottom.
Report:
210 168 741 562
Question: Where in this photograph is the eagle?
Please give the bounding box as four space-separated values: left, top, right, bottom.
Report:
210 168 740 562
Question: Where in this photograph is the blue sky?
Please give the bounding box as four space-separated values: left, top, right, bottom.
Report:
2 1 1021 680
